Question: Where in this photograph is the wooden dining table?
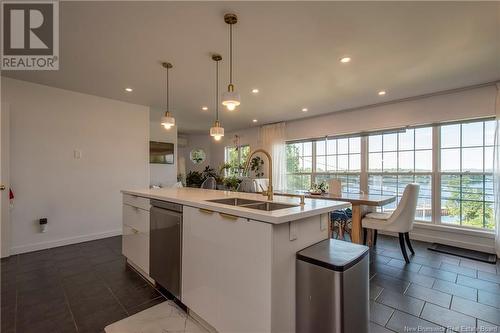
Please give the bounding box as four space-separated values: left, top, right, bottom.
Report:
276 191 396 244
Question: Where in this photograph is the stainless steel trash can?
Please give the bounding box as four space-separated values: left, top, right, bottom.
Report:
296 239 369 333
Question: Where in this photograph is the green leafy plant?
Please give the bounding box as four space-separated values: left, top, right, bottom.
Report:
310 181 328 193
186 171 203 187
250 156 265 178
202 166 218 180
223 175 241 191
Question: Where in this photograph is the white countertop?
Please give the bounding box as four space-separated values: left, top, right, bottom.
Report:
122 187 350 224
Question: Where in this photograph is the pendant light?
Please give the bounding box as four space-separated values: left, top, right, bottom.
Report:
160 62 175 130
221 13 240 111
210 54 224 141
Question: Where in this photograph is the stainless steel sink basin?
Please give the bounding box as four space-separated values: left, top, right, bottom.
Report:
243 202 299 211
207 198 262 206
206 198 299 211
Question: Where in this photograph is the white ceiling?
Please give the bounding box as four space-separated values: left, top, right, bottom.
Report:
4 1 500 133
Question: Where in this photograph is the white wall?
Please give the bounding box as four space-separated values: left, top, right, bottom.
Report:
2 78 149 254
286 85 497 141
179 133 213 174
149 111 178 186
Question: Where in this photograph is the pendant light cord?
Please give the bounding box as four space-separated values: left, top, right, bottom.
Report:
229 24 233 86
166 66 170 112
216 59 219 121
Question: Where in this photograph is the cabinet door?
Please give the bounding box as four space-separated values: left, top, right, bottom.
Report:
123 204 149 233
122 224 150 274
182 206 272 333
122 204 150 274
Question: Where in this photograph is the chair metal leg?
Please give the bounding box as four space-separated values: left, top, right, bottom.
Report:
363 228 367 245
398 233 410 263
404 232 415 255
373 230 378 247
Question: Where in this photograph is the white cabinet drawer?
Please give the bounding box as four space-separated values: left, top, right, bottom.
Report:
123 193 150 211
122 224 149 274
123 204 150 233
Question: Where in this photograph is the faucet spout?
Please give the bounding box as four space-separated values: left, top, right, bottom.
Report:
243 149 273 201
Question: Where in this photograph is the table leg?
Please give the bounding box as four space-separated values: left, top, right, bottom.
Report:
351 204 363 244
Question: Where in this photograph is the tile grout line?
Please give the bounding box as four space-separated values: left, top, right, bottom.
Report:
383 307 396 329
56 261 80 333
105 284 130 317
418 300 426 317
96 243 133 317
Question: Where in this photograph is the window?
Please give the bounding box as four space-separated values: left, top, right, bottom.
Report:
368 128 433 221
286 141 312 191
285 136 361 193
315 137 361 193
283 118 495 231
224 145 250 176
440 120 495 230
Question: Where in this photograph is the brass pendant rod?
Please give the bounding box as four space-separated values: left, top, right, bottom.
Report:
166 66 169 112
229 23 233 86
216 59 219 121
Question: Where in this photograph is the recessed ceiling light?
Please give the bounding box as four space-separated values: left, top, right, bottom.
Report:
252 119 258 123
252 88 259 94
201 106 208 111
378 90 386 96
302 108 308 112
125 87 133 92
339 57 351 63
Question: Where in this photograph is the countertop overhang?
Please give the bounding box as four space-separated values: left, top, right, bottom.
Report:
121 187 350 224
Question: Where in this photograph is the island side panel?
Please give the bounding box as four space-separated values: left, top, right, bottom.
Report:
271 213 330 333
182 206 273 333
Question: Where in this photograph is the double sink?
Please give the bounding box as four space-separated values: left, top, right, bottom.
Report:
206 198 299 211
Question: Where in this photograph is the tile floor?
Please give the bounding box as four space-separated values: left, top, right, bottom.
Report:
104 301 206 333
1 235 499 333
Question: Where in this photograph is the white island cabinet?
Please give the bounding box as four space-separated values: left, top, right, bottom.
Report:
121 187 349 333
122 194 150 276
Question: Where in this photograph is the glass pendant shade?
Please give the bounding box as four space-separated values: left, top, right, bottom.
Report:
221 89 241 111
210 120 224 141
161 111 175 130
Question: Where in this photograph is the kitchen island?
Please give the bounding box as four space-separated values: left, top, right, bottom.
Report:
121 187 349 333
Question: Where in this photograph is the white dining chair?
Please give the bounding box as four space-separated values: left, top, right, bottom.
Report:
200 177 217 190
328 179 342 196
253 178 269 192
362 183 420 263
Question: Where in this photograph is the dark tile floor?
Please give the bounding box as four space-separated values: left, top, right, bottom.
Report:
368 235 500 333
1 236 166 333
1 235 499 333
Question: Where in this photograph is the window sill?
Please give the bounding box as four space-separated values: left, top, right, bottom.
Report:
413 221 494 239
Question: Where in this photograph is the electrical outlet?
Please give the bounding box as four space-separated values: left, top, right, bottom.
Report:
73 150 82 159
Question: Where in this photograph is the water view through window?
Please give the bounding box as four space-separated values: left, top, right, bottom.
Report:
285 118 495 230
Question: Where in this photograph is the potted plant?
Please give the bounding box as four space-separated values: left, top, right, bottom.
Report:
310 181 328 195
223 175 241 191
186 171 203 187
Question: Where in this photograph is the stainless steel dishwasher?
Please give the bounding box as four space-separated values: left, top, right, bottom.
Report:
150 200 183 299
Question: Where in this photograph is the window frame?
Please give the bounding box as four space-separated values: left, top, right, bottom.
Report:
283 117 495 232
367 126 434 222
224 144 250 176
285 135 362 194
437 119 495 230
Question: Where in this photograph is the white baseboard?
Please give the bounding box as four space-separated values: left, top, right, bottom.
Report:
9 229 123 255
380 224 496 254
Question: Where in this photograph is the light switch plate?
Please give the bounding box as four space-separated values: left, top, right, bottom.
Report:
74 150 82 159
